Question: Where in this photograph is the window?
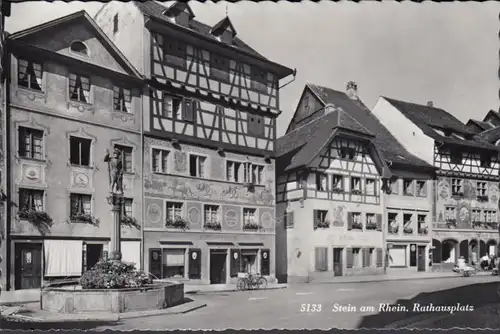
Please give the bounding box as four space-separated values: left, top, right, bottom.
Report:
417 215 426 228
243 163 264 185
350 212 362 230
472 209 481 222
403 179 414 196
243 208 257 225
250 66 267 93
403 214 412 225
113 87 132 112
163 248 185 279
18 59 42 91
451 178 463 195
485 211 496 223
450 150 463 164
204 204 219 224
18 127 44 160
340 147 356 160
114 145 133 173
19 189 43 212
182 99 196 123
388 213 397 224
352 248 361 268
416 181 426 197
350 177 361 192
362 248 371 267
226 160 242 183
152 148 169 173
70 41 88 56
70 193 92 217
210 53 229 82
166 202 183 221
248 115 265 137
390 179 399 194
316 173 327 191
445 206 456 220
189 155 206 177
476 181 487 197
365 179 376 195
123 198 133 217
163 39 186 68
480 154 492 168
69 73 90 103
69 136 91 166
113 14 119 34
315 210 328 223
331 174 343 191
162 95 182 119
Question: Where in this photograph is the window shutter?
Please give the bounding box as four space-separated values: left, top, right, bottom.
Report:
347 212 353 230
432 239 442 264
261 249 270 276
362 248 368 267
183 99 195 123
313 210 318 229
188 248 201 279
285 211 294 229
230 249 241 277
346 248 353 268
376 248 383 268
376 214 382 231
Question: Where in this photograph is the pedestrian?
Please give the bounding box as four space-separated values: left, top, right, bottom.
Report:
480 254 490 270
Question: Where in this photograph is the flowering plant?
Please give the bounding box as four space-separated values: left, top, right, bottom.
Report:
80 259 152 289
18 209 53 235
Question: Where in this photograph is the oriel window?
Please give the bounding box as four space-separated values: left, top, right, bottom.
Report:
18 59 43 91
113 87 132 112
69 73 91 103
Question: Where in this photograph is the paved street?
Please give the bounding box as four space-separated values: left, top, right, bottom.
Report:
95 276 498 330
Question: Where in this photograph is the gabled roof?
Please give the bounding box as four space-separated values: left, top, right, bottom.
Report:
474 127 500 144
291 84 433 169
135 1 262 59
466 119 494 132
483 109 500 122
210 16 237 37
276 108 391 175
384 97 500 152
7 10 142 79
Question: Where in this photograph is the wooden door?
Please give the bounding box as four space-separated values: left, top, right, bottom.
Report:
333 248 343 276
417 246 426 272
15 243 42 290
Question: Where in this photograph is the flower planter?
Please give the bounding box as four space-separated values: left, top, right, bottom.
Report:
389 227 399 234
350 190 362 196
366 223 377 230
351 222 363 230
403 228 413 234
315 221 331 229
121 216 140 229
332 187 344 194
18 209 54 235
445 219 457 228
70 213 99 226
477 195 489 203
204 222 222 231
165 217 189 230
243 222 262 230
418 227 428 235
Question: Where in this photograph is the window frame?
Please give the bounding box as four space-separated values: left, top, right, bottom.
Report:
69 41 89 57
113 86 132 113
151 147 169 174
18 188 45 212
114 144 134 173
226 160 243 183
162 93 183 119
210 53 230 82
69 136 92 167
70 193 93 217
18 126 44 160
123 198 133 217
17 58 43 91
189 154 207 178
203 204 220 225
365 178 376 196
68 72 91 104
166 201 184 221
243 207 258 225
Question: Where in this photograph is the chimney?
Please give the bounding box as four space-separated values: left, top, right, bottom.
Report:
427 101 434 107
346 81 358 100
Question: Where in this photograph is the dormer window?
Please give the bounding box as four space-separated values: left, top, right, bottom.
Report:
162 2 194 27
70 41 88 56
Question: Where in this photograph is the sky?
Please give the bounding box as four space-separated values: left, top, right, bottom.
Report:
6 1 500 137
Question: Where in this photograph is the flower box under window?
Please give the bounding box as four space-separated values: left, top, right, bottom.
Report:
366 222 377 230
487 222 498 229
445 219 457 228
71 212 99 226
204 221 222 230
472 221 483 228
418 227 428 235
389 226 399 234
332 187 344 194
243 222 262 230
477 195 489 203
352 221 363 230
351 189 362 196
165 216 189 229
316 220 330 229
403 227 413 234
452 192 464 199
121 216 140 229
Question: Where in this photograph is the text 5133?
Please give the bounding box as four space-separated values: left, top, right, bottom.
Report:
300 304 322 312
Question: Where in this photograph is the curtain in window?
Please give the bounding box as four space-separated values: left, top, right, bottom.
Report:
164 249 185 266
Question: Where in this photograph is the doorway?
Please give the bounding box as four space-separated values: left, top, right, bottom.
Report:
417 246 426 272
210 249 227 284
14 243 42 290
86 244 103 271
333 248 343 276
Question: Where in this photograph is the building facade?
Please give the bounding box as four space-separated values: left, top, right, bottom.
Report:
276 83 436 283
372 97 500 272
4 11 144 290
95 1 294 284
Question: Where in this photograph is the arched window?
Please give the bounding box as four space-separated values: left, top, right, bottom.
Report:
70 41 89 56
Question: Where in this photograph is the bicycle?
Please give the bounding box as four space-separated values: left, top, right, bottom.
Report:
236 272 268 290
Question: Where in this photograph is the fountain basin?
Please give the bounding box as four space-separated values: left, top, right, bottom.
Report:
41 282 184 314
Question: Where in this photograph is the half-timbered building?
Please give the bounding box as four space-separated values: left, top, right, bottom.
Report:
95 1 294 284
3 11 144 291
372 98 500 271
276 83 436 283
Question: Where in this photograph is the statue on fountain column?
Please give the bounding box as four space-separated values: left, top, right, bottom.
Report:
104 148 123 194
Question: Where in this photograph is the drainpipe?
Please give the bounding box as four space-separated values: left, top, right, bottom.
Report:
140 85 145 271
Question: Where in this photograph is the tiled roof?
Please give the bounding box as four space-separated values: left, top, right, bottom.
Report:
384 97 500 152
303 85 433 169
474 127 500 144
276 108 374 171
466 119 494 133
135 1 266 60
